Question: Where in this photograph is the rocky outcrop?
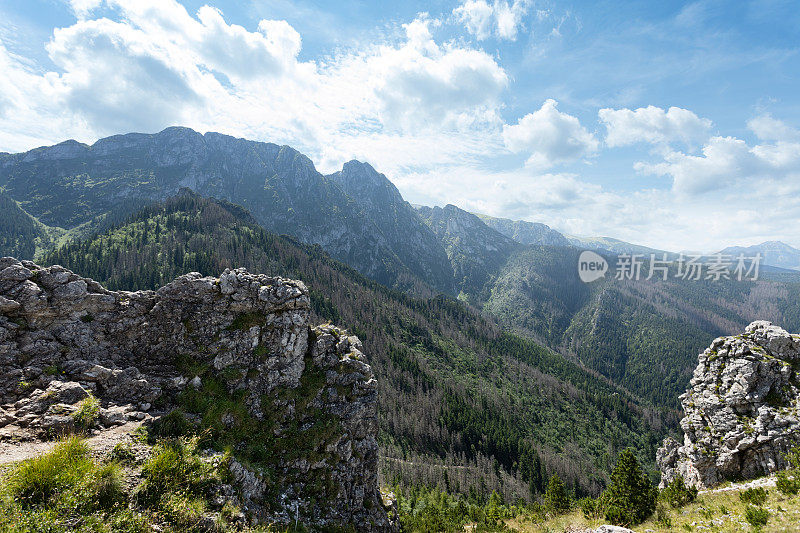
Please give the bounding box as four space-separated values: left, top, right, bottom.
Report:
0 257 392 530
657 321 800 488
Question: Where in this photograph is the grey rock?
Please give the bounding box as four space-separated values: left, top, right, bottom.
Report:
658 321 800 488
0 259 391 531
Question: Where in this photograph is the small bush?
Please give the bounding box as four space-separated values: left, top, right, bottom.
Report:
660 475 698 508
579 496 602 520
739 486 768 505
744 505 769 528
776 470 800 495
7 436 93 506
654 502 672 528
72 395 100 431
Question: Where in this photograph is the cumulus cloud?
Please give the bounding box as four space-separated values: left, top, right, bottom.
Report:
599 105 712 147
453 0 530 40
747 113 800 142
0 2 508 168
503 99 599 169
635 134 800 195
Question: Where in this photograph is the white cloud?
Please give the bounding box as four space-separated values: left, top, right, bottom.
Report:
0 3 508 168
747 113 800 142
635 134 800 195
453 0 530 41
68 0 101 19
599 105 712 147
503 99 599 169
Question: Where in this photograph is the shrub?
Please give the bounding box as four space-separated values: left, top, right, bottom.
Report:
544 474 571 515
579 496 602 520
654 502 672 528
776 470 800 495
6 436 93 506
660 475 698 508
744 505 769 528
739 487 767 505
600 449 657 527
72 395 100 431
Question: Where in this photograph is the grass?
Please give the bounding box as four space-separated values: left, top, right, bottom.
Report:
505 479 800 532
72 394 100 431
0 434 240 533
5 436 94 507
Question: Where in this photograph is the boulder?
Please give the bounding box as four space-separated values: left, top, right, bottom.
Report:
657 321 800 488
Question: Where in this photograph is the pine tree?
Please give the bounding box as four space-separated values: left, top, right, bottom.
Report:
544 474 570 515
601 449 657 526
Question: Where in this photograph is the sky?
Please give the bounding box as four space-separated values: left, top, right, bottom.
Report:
0 0 799 252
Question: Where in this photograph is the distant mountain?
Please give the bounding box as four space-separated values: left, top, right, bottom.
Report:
0 127 439 292
416 204 519 299
476 213 571 247
719 241 800 271
567 235 678 259
5 127 800 415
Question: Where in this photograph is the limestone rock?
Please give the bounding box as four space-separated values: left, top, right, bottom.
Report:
657 321 800 488
0 258 391 530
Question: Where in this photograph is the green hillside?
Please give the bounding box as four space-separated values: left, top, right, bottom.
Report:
42 193 673 500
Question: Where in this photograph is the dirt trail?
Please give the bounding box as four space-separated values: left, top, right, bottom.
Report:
0 421 142 467
701 474 777 494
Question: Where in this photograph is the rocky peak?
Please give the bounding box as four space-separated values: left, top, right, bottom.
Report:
0 257 393 529
657 320 800 488
477 213 570 247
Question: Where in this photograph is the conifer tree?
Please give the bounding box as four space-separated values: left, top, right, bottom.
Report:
601 449 657 526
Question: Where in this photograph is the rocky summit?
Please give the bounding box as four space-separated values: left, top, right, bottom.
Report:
0 257 393 530
658 321 800 488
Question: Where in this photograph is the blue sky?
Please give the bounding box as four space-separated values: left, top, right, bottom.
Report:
1 0 799 251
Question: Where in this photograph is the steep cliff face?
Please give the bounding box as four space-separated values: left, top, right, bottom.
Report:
328 160 455 294
0 257 391 529
657 321 800 488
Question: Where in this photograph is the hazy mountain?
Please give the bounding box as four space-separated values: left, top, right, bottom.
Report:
719 241 800 271
416 204 519 299
568 235 678 259
476 213 571 247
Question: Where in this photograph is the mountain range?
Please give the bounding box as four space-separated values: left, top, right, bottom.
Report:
3 127 800 496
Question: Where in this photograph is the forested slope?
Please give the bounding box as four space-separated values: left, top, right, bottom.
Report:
42 193 672 500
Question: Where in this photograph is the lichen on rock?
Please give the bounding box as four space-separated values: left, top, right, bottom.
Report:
657 320 800 489
0 257 392 530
